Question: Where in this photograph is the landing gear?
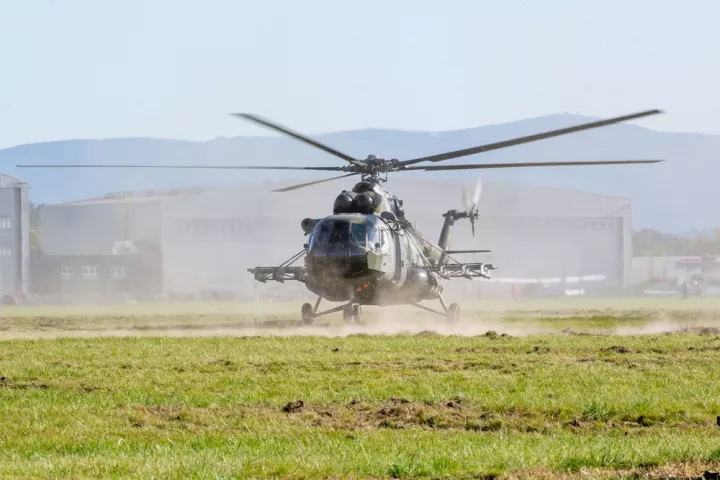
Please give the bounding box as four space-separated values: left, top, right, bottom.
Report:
301 303 315 325
411 293 460 323
446 303 460 323
300 297 322 325
299 296 362 325
343 304 362 324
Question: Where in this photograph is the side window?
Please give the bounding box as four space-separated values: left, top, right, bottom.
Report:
81 266 98 280
61 266 72 280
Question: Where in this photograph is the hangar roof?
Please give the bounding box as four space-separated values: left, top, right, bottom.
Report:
0 173 27 188
46 177 631 221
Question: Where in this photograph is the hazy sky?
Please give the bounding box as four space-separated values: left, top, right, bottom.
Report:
1 0 718 149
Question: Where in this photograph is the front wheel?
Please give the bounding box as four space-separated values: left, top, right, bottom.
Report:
301 303 315 325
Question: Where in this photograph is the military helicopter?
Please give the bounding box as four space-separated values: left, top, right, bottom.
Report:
18 109 664 323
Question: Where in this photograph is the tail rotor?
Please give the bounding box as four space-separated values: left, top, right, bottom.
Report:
462 175 483 242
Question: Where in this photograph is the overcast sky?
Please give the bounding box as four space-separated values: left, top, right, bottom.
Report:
0 0 718 149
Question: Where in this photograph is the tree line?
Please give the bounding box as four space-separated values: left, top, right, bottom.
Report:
633 228 720 257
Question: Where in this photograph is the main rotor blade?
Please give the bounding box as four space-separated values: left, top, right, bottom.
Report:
273 172 358 192
232 113 362 166
398 109 663 166
444 249 492 254
16 164 345 171
403 159 663 171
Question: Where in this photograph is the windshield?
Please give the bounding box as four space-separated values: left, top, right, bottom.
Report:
311 220 368 250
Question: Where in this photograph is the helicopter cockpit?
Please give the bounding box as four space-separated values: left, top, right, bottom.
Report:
308 216 391 255
310 219 368 252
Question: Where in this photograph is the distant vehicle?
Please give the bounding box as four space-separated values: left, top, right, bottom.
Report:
643 256 720 298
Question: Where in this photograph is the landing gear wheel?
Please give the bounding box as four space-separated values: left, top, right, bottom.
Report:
447 303 460 323
343 304 362 324
301 303 315 325
342 305 353 324
353 305 363 324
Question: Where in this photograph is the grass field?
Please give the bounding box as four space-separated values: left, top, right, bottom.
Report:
1 298 719 478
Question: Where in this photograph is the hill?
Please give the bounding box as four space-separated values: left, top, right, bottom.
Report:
1 113 717 232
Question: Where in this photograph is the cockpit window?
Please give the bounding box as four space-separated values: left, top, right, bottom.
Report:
311 220 367 249
349 223 367 246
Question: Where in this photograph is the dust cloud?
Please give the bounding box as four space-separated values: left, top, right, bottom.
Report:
0 321 550 340
32 174 627 309
8 305 720 340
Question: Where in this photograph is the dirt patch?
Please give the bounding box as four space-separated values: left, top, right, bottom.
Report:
0 376 49 390
456 347 479 354
675 326 720 336
117 400 716 435
688 345 720 352
502 464 720 480
372 398 471 430
282 400 305 413
603 345 632 354
529 345 551 354
126 404 192 428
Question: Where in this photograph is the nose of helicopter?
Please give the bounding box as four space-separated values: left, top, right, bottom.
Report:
306 251 370 280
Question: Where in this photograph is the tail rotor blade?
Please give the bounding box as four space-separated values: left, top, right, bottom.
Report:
461 187 470 210
472 175 483 207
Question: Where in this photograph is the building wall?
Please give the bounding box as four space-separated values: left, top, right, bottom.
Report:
30 253 163 302
39 200 164 255
457 216 623 282
160 187 304 295
0 175 30 300
393 178 632 288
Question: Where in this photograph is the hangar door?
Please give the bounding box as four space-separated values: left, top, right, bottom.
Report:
474 216 624 287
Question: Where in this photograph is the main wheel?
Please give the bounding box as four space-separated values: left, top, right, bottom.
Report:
343 304 362 324
301 303 315 325
342 304 353 324
352 304 363 324
447 303 460 323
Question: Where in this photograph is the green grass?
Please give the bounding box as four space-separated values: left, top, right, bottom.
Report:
0 301 719 478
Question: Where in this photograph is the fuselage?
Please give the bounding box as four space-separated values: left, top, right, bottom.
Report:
302 212 443 305
295 178 455 305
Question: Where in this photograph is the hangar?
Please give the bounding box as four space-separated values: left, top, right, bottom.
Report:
35 176 631 301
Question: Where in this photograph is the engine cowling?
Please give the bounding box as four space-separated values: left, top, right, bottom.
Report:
333 191 356 214
353 192 376 214
333 189 383 214
404 268 442 300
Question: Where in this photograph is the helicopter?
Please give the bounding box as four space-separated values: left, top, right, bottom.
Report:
17 109 665 323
